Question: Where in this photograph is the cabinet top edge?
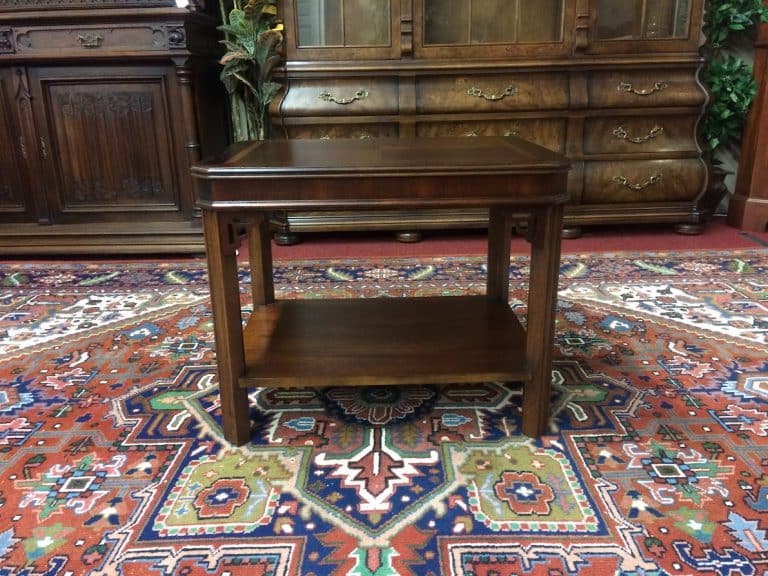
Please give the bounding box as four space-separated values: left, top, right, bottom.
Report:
0 7 216 23
277 55 706 74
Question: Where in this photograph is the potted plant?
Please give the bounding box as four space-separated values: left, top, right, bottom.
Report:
702 0 768 153
218 0 284 141
700 0 768 214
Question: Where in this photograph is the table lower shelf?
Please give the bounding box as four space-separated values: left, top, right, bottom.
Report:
240 295 530 388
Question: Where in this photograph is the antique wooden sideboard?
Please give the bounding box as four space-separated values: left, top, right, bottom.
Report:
0 0 227 255
269 0 712 244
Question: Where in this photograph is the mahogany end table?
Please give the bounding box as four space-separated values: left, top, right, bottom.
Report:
191 137 569 446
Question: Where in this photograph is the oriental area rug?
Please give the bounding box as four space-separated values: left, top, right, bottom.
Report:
0 249 767 576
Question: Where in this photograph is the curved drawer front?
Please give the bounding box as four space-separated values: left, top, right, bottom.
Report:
416 119 566 153
584 115 700 155
12 24 186 54
588 70 705 108
416 74 569 113
283 123 399 140
584 159 705 203
280 79 398 116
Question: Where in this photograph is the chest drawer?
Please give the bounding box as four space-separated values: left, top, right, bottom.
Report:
11 24 186 55
416 73 569 113
583 115 700 155
588 70 706 108
282 123 399 140
584 159 706 203
415 118 566 153
280 79 398 116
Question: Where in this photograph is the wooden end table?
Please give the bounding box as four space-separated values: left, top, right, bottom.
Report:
191 137 569 446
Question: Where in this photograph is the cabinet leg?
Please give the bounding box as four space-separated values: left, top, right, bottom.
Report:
561 226 583 239
674 223 704 235
396 231 422 243
203 210 252 446
522 205 563 437
273 231 301 246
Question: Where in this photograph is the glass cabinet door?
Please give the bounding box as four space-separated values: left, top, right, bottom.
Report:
590 0 704 52
283 0 400 59
416 0 573 58
295 0 390 47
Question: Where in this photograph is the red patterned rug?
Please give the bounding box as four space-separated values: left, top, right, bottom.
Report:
0 250 766 575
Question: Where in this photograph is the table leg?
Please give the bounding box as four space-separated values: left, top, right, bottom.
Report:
522 204 563 437
203 209 251 446
247 213 275 306
487 207 514 303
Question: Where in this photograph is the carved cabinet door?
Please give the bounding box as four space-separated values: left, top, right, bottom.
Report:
0 68 37 222
27 65 186 225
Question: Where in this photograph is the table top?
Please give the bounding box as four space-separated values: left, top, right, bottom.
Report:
192 137 570 211
193 137 569 177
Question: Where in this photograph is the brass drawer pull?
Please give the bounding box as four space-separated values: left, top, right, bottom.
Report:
78 33 104 48
319 132 372 139
617 81 668 96
612 173 662 190
318 89 369 105
612 125 664 144
467 85 519 101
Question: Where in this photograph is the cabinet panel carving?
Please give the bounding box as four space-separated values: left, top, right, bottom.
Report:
43 80 176 211
58 91 154 116
0 28 13 54
12 24 184 55
69 179 165 203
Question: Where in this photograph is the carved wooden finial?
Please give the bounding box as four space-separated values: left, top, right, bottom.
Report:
574 7 590 53
401 12 413 57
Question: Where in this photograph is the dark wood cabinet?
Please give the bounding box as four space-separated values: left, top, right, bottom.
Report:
270 0 712 243
30 66 186 224
0 1 227 255
0 67 37 223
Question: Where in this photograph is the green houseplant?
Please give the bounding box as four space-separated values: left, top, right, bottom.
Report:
218 0 283 141
702 0 768 153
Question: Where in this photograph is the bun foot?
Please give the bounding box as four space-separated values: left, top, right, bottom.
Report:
396 231 422 243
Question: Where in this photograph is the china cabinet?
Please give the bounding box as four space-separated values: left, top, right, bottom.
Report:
270 0 710 243
0 0 227 255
